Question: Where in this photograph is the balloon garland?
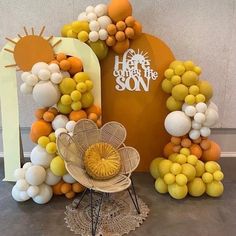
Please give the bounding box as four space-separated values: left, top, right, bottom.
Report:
150 60 224 199
4 0 223 204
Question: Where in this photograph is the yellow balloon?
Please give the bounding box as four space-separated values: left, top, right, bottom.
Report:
155 177 168 194
172 84 189 101
181 163 196 181
50 156 67 176
149 157 164 179
158 159 172 177
168 183 188 199
164 173 176 185
206 181 224 197
205 161 221 174
162 79 173 94
195 160 205 177
188 177 206 197
166 96 183 111
176 173 188 186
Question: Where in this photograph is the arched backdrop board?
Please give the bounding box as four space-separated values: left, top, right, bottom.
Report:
101 33 175 171
0 37 101 181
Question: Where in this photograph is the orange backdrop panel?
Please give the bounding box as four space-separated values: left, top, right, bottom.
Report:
101 33 175 171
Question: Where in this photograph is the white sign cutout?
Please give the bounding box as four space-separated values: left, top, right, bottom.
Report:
113 49 158 92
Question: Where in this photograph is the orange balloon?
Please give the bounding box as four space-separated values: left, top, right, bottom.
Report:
125 16 135 27
96 119 102 128
30 119 52 143
85 104 102 116
133 21 142 38
48 107 59 116
50 60 59 65
115 31 126 42
35 108 47 119
170 136 181 145
56 53 67 62
125 27 135 39
173 145 181 153
193 137 202 144
116 21 126 31
69 110 87 122
61 183 72 194
65 191 76 199
43 111 55 122
67 57 83 75
52 180 64 195
59 59 71 71
189 144 203 159
88 113 98 122
72 183 85 193
201 141 221 162
107 24 117 35
106 36 116 47
200 139 211 150
112 38 130 54
181 138 192 148
163 142 175 158
108 0 132 22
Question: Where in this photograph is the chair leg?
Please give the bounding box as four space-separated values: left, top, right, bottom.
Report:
90 189 104 236
127 177 140 214
73 188 88 209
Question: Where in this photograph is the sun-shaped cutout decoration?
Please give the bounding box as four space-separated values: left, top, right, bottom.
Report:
4 26 61 71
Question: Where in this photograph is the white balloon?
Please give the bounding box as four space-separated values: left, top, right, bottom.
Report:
30 145 55 168
94 4 107 17
48 63 60 73
63 173 76 184
15 179 29 191
32 81 61 107
86 5 94 13
208 101 218 112
203 108 219 127
25 74 38 86
45 169 61 185
87 12 97 22
32 184 53 204
185 105 196 117
196 102 207 113
194 113 206 124
164 111 191 137
14 168 26 180
21 72 31 82
97 16 112 29
55 128 67 138
89 31 99 42
31 62 48 75
25 166 46 186
61 71 71 78
27 185 40 198
38 69 51 81
20 83 33 94
52 114 69 130
23 162 33 170
182 103 188 112
12 185 24 202
89 20 100 31
78 12 88 21
50 72 63 84
189 129 201 140
192 120 202 130
66 120 76 132
200 127 211 137
99 29 108 40
19 191 30 201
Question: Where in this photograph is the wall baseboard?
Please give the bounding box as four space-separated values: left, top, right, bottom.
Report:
0 152 236 158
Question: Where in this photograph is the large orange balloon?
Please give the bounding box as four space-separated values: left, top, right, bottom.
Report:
101 33 174 171
163 142 175 158
201 140 221 162
190 144 203 159
30 119 52 143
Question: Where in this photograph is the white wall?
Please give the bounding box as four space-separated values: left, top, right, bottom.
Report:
0 0 236 154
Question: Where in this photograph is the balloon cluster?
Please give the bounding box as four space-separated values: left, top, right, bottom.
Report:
150 148 224 199
150 60 224 199
13 53 101 204
60 0 142 59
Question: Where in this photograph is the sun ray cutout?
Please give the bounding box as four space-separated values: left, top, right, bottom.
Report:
4 26 61 71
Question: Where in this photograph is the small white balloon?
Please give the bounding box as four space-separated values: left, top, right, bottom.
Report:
196 102 207 113
182 103 188 112
192 120 202 130
99 29 108 40
203 108 219 127
20 83 33 94
97 16 112 29
51 72 63 84
208 102 218 112
86 5 94 13
194 113 206 124
23 162 33 170
89 20 100 31
31 62 49 75
38 69 51 81
25 74 38 86
200 127 211 137
48 63 60 73
45 169 61 185
89 31 99 42
94 4 107 17
19 191 30 201
32 184 53 204
15 179 29 191
66 120 76 132
21 72 31 82
27 186 40 198
55 128 67 138
63 173 76 184
189 129 201 140
87 12 97 22
78 12 88 21
52 114 69 130
25 166 46 186
12 185 24 202
61 71 71 78
185 105 196 117
14 168 26 180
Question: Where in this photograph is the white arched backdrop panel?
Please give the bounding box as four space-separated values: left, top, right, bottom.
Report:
0 0 236 164
0 37 101 181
